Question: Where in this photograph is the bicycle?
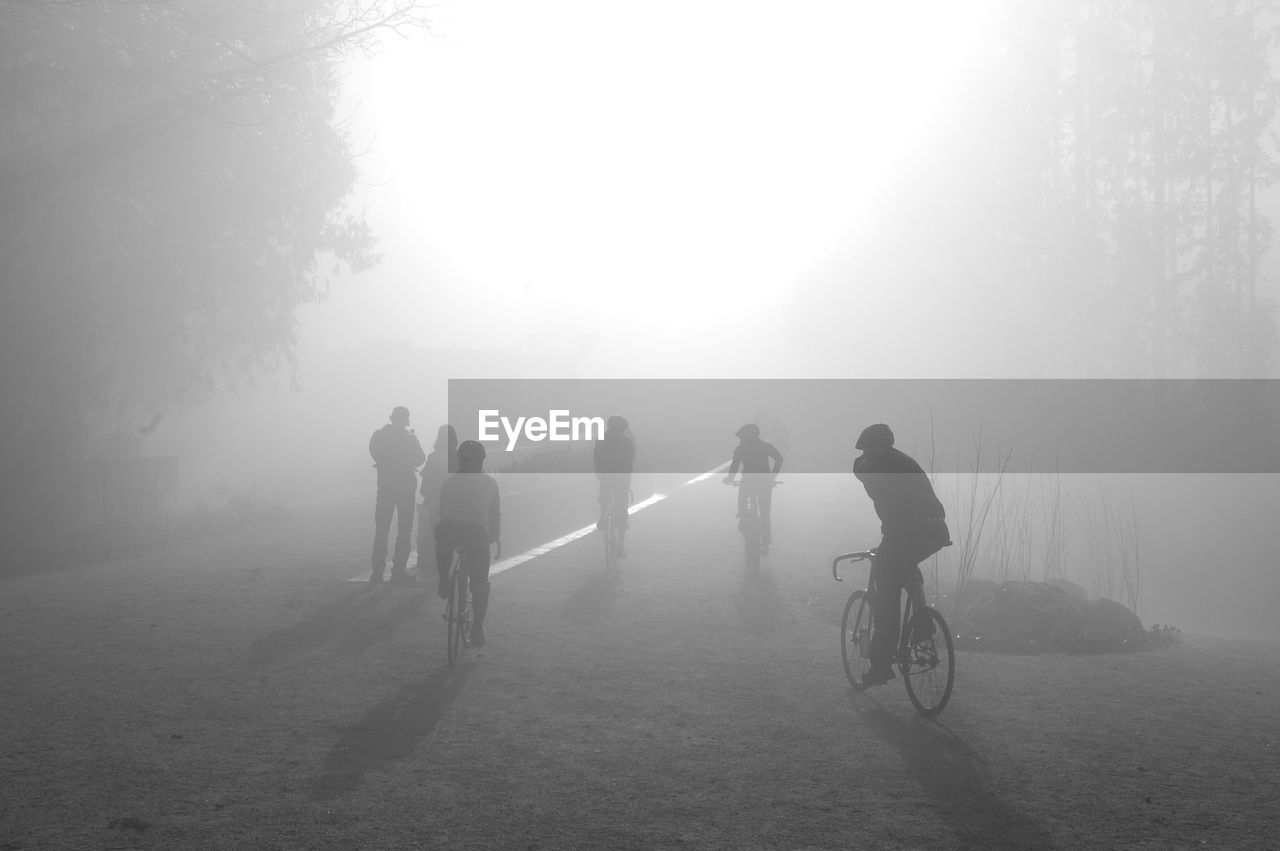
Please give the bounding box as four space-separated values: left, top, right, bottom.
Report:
444 539 500 667
725 478 780 572
443 546 471 667
832 548 955 716
602 487 632 570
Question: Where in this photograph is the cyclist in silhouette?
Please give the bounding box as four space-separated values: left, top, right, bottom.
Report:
852 423 950 687
369 406 426 584
435 440 501 647
594 415 636 557
723 423 783 554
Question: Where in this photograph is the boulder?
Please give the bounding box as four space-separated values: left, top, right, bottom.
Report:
957 577 1001 608
1079 597 1147 649
957 580 1146 653
1049 578 1090 602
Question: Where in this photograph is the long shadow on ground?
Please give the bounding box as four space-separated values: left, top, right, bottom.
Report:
335 588 432 654
313 664 473 799
251 586 426 663
853 696 1057 849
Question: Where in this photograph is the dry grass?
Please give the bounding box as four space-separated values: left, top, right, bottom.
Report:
1 477 1277 849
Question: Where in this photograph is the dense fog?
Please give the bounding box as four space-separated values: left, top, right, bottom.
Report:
3 1 1279 638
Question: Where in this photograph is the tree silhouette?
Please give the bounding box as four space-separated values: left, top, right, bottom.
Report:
0 0 428 463
787 0 1280 379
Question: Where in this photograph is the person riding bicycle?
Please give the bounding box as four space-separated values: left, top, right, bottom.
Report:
852 423 950 687
594 415 635 557
369 406 426 584
723 423 783 554
435 440 501 647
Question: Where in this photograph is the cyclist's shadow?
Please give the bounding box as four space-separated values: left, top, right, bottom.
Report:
334 586 432 654
250 586 383 663
312 663 474 800
734 571 787 636
850 695 1055 848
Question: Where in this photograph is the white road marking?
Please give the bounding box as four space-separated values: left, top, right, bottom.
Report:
682 460 732 485
348 462 728 583
489 523 600 577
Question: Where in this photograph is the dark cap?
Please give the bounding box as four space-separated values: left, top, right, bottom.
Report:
855 423 894 451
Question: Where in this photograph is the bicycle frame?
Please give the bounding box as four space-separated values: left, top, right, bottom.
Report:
833 548 955 716
832 550 928 655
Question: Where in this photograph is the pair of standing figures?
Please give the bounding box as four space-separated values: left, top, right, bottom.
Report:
368 407 457 583
370 409 499 645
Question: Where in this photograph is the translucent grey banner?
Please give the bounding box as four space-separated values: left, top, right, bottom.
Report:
447 379 1280 474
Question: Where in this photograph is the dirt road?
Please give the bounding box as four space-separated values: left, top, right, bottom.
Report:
2 476 1277 848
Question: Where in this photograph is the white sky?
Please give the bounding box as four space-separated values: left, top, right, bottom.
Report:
301 1 995 359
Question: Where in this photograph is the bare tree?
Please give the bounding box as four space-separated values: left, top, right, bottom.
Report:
0 0 435 464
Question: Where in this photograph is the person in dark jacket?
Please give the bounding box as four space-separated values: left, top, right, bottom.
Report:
435 440 501 646
594 415 636 556
415 424 457 574
852 423 950 686
369 406 426 584
723 423 784 553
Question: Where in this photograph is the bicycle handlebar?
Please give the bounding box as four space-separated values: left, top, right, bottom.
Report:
831 550 875 581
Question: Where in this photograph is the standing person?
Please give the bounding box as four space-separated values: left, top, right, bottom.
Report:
369 406 426 584
415 425 457 575
722 423 783 554
851 423 950 687
435 440 501 647
594 415 636 557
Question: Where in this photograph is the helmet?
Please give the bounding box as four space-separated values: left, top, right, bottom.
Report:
390 406 410 425
457 440 486 462
855 423 894 451
607 415 629 431
735 423 760 439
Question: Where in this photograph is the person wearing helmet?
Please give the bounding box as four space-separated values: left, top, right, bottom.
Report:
594 415 636 557
369 406 426 584
415 424 458 575
435 439 501 646
723 423 784 554
753 409 791 456
852 423 950 687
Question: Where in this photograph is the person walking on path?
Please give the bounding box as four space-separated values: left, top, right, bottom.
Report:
369 406 425 584
594 415 636 557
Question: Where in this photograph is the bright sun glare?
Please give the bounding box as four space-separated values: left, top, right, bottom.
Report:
328 1 993 348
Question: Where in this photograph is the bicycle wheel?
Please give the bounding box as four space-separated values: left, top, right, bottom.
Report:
841 590 875 689
445 573 459 667
900 607 955 716
742 497 761 572
603 501 617 570
446 557 468 667
458 573 472 647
